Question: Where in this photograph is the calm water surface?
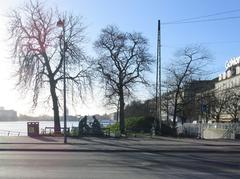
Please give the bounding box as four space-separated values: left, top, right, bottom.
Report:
0 121 79 136
0 120 114 136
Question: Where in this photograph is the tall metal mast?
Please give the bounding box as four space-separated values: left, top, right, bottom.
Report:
158 20 162 132
155 21 159 129
156 20 162 133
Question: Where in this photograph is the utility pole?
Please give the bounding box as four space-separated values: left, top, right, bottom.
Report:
158 20 162 134
155 23 159 132
155 20 162 134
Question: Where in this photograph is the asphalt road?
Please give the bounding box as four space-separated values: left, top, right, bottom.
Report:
0 151 239 179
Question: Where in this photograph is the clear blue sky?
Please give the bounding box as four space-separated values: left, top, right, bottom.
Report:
50 0 240 74
1 0 240 115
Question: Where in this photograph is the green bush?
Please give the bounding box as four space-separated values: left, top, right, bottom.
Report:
108 116 154 133
126 116 154 133
108 123 119 133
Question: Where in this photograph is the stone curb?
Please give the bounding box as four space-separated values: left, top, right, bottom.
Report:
0 148 240 153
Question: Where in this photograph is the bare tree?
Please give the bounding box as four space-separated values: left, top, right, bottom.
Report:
161 90 175 124
209 90 229 122
194 91 213 123
165 45 211 128
94 25 152 134
225 89 240 122
8 1 92 133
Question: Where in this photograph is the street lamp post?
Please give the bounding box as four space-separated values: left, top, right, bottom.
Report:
57 19 67 144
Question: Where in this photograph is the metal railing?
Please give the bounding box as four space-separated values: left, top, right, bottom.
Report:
0 129 27 136
41 127 70 135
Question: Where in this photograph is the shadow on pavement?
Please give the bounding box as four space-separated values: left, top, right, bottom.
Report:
30 136 58 142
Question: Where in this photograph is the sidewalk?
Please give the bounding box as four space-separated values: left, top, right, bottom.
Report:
0 136 239 152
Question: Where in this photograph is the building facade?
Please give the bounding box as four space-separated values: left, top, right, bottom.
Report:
161 56 240 124
217 56 240 90
213 56 240 122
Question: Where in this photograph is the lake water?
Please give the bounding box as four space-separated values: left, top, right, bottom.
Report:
0 120 114 136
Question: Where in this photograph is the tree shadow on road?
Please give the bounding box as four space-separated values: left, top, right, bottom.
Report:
112 151 240 178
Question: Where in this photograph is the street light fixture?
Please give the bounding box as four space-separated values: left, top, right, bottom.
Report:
57 19 67 144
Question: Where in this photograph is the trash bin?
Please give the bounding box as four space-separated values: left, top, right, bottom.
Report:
27 122 39 137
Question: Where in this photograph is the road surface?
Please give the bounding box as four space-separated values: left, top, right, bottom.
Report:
0 151 239 179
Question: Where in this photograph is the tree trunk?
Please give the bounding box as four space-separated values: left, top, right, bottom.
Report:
50 80 61 133
216 114 220 123
173 91 179 128
42 53 61 133
166 98 169 124
119 89 125 134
